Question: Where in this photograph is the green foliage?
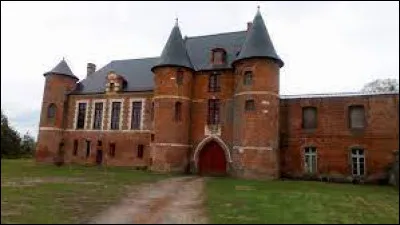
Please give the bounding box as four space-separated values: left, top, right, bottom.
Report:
1 110 36 159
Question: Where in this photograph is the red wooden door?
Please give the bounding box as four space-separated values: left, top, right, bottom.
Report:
198 141 227 176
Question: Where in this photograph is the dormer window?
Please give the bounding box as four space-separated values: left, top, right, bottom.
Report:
109 82 115 91
106 71 124 93
211 48 226 65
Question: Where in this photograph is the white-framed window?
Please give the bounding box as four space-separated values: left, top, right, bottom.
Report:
73 100 90 130
108 99 124 130
304 147 317 174
351 148 365 176
91 99 106 130
128 98 145 130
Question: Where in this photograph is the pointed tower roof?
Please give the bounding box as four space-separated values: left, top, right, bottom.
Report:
151 19 193 72
233 7 284 67
44 58 78 79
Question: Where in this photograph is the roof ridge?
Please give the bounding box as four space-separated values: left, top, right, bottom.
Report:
111 56 160 62
186 30 246 39
281 91 400 98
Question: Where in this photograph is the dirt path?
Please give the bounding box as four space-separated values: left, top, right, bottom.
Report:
89 176 208 224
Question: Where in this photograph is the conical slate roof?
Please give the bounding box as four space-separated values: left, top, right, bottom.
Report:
233 9 284 67
44 58 78 79
151 21 193 72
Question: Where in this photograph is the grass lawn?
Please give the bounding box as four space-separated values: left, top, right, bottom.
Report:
205 177 399 224
1 159 171 224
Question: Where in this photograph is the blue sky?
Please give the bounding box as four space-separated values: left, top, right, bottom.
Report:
1 1 399 139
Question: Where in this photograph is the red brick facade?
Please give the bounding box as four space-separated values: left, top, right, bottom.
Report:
35 19 399 181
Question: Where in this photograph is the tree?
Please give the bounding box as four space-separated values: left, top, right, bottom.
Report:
20 132 36 158
361 78 399 93
1 110 22 158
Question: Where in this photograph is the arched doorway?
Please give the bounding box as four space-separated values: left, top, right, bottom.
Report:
198 141 227 176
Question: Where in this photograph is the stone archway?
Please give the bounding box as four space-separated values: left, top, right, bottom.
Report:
193 136 232 175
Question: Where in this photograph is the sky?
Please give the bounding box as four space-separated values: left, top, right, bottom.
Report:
1 1 399 139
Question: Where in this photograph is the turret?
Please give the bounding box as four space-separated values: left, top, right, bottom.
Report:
150 20 194 172
231 7 284 179
36 58 78 163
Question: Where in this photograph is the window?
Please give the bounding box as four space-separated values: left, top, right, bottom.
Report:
212 49 226 64
175 102 182 122
349 105 365 129
73 140 78 156
351 148 365 176
208 99 220 125
97 140 102 147
111 102 121 130
304 147 317 173
47 103 56 119
137 144 144 158
245 100 255 111
209 72 220 92
151 102 154 121
302 107 317 129
109 143 116 157
176 69 183 85
151 134 155 142
243 71 253 86
85 140 91 158
109 82 115 91
92 102 103 130
77 103 87 129
131 101 142 130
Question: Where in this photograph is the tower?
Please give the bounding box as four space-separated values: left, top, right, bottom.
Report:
36 59 78 163
231 8 284 179
150 20 194 172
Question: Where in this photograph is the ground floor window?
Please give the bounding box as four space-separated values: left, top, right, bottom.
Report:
73 140 78 156
85 140 91 158
109 143 116 158
137 144 144 158
351 148 365 176
304 147 317 173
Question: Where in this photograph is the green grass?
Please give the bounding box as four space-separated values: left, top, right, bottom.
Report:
1 159 171 224
205 177 399 224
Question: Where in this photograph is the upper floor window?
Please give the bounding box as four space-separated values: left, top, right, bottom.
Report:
245 99 255 111
176 69 183 85
76 103 87 129
302 107 317 129
151 101 154 122
47 103 56 120
243 71 253 86
208 99 220 125
137 144 144 159
93 102 104 130
349 105 365 129
175 102 182 122
351 148 365 176
304 147 317 174
110 102 121 130
212 48 226 65
131 101 142 130
209 72 220 92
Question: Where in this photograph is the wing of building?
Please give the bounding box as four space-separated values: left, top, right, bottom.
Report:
36 8 399 182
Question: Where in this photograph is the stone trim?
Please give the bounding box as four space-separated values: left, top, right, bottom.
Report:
234 91 279 97
90 99 107 130
128 98 146 130
153 95 191 101
233 146 273 151
107 98 124 130
65 129 152 133
39 127 63 131
73 99 90 130
152 143 192 147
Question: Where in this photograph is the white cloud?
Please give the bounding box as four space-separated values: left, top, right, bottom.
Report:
1 1 399 137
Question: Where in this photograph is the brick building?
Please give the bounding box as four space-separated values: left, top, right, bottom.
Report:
36 9 399 181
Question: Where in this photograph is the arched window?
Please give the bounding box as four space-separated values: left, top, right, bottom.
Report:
175 102 182 122
47 103 56 119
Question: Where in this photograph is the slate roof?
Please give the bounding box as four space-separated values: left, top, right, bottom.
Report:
44 59 78 79
151 22 193 71
280 91 399 99
71 31 248 94
233 9 284 67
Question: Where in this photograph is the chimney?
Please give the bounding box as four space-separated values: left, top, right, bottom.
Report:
247 22 253 32
87 63 96 76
